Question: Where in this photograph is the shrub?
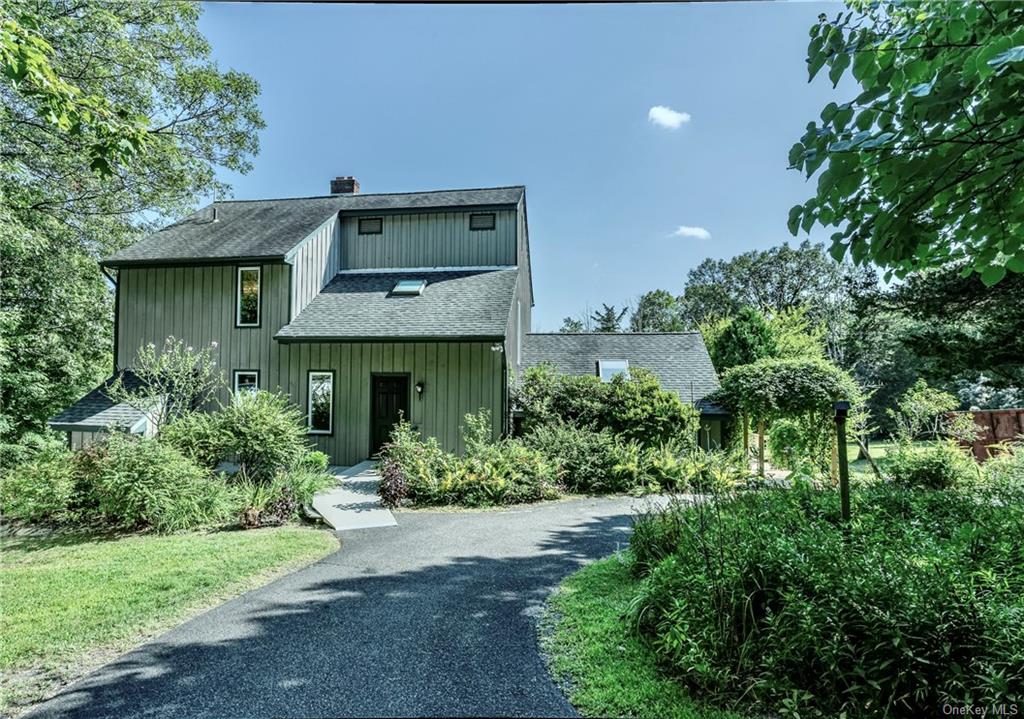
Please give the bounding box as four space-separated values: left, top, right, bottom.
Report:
160 411 232 469
886 440 978 489
86 433 233 532
219 391 309 483
603 368 700 448
628 485 1024 717
379 411 558 507
234 467 332 528
766 417 804 470
512 364 700 448
523 422 622 493
981 445 1024 498
0 443 79 523
298 450 330 473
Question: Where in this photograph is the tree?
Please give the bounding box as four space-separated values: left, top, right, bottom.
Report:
705 306 777 374
590 304 628 333
768 306 826 360
677 241 846 329
558 317 586 333
788 2 1024 284
629 290 684 332
107 338 225 430
0 1 263 453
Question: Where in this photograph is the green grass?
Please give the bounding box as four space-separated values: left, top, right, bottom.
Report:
540 556 743 719
0 525 337 713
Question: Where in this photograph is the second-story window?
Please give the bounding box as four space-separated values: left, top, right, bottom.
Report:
358 217 383 235
469 213 495 231
236 266 261 327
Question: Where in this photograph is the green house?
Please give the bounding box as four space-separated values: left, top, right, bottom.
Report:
50 178 723 464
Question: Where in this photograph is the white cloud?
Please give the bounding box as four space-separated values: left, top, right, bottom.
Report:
672 225 711 240
648 105 691 129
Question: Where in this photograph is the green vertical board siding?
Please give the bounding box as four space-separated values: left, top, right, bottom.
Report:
116 265 504 464
289 215 341 319
340 210 517 269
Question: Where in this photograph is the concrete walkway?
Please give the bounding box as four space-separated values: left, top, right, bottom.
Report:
311 461 397 531
26 496 643 718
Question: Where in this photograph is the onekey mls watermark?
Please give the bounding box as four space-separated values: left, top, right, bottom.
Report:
942 704 1020 717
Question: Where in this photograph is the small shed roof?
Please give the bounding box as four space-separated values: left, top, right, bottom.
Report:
48 371 148 432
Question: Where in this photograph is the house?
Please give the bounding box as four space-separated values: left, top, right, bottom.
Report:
49 178 722 464
520 332 727 449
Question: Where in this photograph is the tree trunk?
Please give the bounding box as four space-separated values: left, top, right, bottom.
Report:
856 437 884 482
757 419 765 477
743 414 750 456
857 435 870 461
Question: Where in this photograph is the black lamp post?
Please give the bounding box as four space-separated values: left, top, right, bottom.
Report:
833 400 851 522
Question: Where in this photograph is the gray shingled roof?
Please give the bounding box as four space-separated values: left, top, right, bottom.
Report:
520 333 722 407
276 268 519 341
103 187 525 266
48 371 148 431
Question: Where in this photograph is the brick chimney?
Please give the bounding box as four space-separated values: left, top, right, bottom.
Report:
330 176 360 194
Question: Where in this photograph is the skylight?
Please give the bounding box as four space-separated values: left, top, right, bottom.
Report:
392 279 426 296
598 360 630 382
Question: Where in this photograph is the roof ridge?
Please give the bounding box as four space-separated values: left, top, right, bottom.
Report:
527 331 701 336
215 185 526 204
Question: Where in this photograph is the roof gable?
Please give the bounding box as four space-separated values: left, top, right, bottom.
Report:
104 186 525 267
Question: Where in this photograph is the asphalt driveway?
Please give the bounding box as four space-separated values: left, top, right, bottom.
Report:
26 496 644 718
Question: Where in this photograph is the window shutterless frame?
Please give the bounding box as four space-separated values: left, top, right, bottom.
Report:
235 265 262 327
307 370 335 435
597 359 630 382
469 212 495 231
358 217 383 235
233 369 260 396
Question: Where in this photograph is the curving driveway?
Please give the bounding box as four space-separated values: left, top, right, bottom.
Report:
27 497 643 719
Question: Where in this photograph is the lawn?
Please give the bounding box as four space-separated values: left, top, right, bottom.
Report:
540 556 743 719
0 525 337 714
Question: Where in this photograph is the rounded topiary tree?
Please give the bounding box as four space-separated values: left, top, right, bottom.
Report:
714 357 858 477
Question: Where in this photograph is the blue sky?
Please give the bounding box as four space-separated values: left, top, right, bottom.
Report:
200 1 853 331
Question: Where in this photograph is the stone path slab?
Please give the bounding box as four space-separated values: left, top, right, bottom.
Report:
311 461 397 531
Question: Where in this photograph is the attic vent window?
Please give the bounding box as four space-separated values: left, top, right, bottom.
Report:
391 279 426 296
358 217 383 235
597 360 630 382
469 213 495 231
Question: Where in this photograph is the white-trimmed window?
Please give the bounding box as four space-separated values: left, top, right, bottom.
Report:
236 266 261 327
308 371 334 434
597 360 630 383
233 370 259 396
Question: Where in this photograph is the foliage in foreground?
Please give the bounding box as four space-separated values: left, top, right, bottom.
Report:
628 482 1024 717
789 1 1024 283
541 557 741 719
1 391 332 532
378 411 559 508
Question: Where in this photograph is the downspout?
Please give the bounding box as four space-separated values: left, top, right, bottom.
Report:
101 265 119 374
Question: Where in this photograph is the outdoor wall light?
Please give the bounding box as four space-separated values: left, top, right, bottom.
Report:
415 381 424 397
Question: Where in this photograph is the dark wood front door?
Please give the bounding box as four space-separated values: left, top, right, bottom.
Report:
371 374 410 456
